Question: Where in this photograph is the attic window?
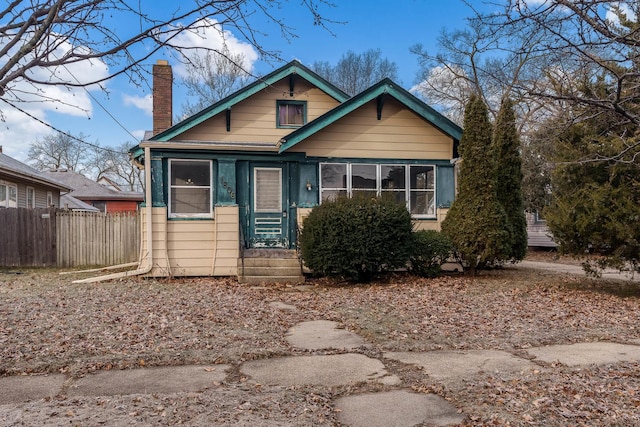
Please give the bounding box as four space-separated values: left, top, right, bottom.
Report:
277 100 306 128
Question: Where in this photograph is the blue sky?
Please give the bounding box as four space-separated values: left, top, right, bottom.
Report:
1 0 485 162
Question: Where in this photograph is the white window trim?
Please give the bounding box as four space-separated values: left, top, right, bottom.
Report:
319 162 437 219
46 191 53 207
26 186 35 209
0 180 18 208
168 159 213 219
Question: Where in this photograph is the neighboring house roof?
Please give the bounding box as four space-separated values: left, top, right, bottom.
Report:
97 176 122 191
41 170 143 201
60 194 101 212
278 78 463 154
150 60 351 142
0 152 71 191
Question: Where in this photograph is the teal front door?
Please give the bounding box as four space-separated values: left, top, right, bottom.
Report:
249 165 289 247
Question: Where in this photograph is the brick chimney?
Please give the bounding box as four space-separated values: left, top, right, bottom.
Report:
152 59 173 136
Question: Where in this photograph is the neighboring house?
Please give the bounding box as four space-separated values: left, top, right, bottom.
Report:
0 148 70 208
42 170 143 213
129 59 461 281
526 211 556 248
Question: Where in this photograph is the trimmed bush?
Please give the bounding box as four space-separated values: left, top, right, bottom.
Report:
408 230 452 277
299 194 413 282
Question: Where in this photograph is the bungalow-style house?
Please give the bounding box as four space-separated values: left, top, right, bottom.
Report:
42 170 143 213
0 148 71 208
129 60 461 283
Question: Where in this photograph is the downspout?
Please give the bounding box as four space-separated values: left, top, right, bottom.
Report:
72 147 154 283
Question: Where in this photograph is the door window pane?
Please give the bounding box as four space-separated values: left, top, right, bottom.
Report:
254 168 282 212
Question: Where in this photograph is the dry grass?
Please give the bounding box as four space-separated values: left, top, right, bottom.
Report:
1 266 640 425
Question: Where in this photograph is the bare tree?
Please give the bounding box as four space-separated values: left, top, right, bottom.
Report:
311 49 399 96
179 46 252 118
28 132 91 174
475 1 640 141
90 142 144 192
0 0 337 115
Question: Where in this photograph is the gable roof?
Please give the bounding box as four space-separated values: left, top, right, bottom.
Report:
278 78 462 154
41 170 143 201
151 60 350 142
0 152 71 191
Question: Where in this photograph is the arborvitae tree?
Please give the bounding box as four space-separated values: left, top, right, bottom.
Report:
544 121 640 275
441 94 508 275
492 98 527 261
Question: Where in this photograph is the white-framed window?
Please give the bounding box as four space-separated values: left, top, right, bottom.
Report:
46 191 53 207
0 181 17 208
168 159 213 218
26 186 35 209
277 100 306 128
320 162 436 218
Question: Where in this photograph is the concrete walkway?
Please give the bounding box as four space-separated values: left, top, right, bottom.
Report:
515 260 639 282
2 260 640 426
3 315 640 426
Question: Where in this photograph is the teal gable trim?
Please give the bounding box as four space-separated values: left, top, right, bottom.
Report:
151 60 350 142
279 78 462 153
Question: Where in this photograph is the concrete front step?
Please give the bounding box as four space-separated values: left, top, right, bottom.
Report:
238 250 304 284
242 266 302 277
238 275 304 285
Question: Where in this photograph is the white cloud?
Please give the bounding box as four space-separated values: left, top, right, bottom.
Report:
606 2 637 25
0 33 111 160
168 18 259 79
0 107 51 160
123 94 152 116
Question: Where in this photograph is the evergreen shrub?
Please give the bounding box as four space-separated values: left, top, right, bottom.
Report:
299 194 413 282
408 230 452 277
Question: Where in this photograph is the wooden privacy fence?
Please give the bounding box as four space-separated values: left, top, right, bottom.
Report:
56 210 140 267
0 208 57 267
0 208 140 268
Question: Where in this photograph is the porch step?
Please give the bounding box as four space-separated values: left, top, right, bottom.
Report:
238 250 304 285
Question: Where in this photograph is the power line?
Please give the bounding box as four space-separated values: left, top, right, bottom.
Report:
59 62 141 142
0 98 123 154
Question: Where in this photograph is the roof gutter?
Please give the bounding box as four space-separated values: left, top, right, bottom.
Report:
72 146 154 283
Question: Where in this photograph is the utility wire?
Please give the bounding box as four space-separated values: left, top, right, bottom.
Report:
0 98 122 154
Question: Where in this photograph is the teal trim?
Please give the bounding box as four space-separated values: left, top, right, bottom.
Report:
151 60 349 142
279 78 462 153
150 157 164 206
276 100 307 128
436 165 455 208
306 157 454 166
298 162 318 208
217 159 237 205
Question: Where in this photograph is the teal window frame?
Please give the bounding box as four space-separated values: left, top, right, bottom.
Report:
276 100 307 128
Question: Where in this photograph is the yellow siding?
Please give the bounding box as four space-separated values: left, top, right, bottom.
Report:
141 206 240 277
288 98 453 160
413 208 449 232
176 80 341 144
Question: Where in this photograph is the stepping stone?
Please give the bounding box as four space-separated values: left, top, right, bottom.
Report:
385 350 535 380
240 353 399 387
527 342 640 366
67 365 228 397
334 390 464 427
269 301 297 311
0 374 66 404
286 320 367 350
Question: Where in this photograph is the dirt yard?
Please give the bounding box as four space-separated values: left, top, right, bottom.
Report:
1 262 640 426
